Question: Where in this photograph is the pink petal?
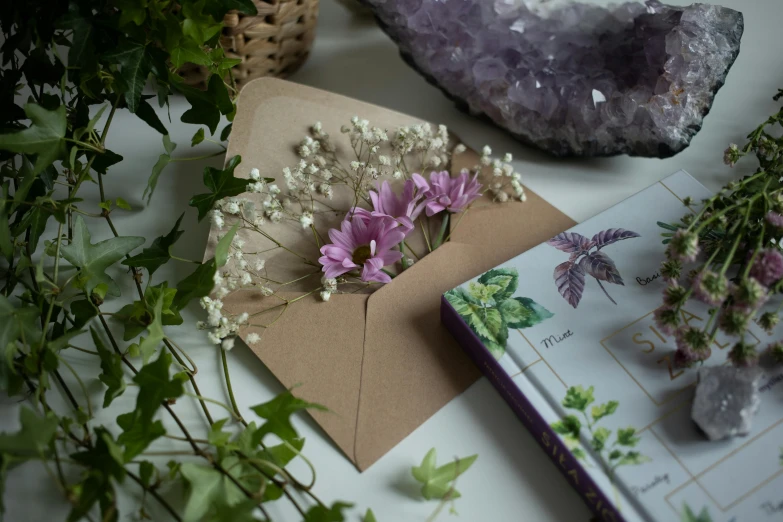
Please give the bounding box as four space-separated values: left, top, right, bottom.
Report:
412 173 430 192
378 249 403 265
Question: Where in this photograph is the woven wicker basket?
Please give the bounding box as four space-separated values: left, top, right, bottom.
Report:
178 0 319 91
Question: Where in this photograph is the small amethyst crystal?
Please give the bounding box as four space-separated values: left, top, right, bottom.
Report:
692 366 761 440
365 0 744 157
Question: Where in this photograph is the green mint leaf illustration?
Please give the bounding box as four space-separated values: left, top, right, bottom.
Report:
562 385 595 412
618 451 651 466
571 447 587 460
681 504 714 522
444 288 508 358
364 508 378 522
60 215 145 297
477 268 518 302
616 427 640 447
591 400 619 423
499 297 554 328
411 448 478 501
608 449 623 461
591 427 611 452
551 414 581 439
468 281 502 305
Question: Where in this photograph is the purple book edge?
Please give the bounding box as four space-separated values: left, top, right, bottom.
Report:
441 295 626 522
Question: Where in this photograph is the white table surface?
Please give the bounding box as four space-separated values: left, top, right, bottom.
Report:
2 0 781 520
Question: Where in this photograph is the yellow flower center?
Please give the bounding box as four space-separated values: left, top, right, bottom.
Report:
352 244 372 265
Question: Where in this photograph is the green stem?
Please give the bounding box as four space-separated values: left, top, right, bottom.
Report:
221 348 246 424
432 213 450 249
170 150 224 162
400 243 409 270
381 268 396 279
57 355 93 417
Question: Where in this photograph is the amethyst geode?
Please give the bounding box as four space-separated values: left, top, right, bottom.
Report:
366 0 744 157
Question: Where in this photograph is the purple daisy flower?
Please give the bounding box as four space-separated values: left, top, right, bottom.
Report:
412 170 482 216
352 179 426 234
318 214 405 283
749 248 783 287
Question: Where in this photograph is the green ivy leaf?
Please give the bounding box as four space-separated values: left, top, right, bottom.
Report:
123 212 185 275
591 401 619 423
203 0 258 19
550 414 581 439
143 133 177 203
139 461 156 488
303 502 354 522
104 40 151 113
571 447 586 460
134 352 185 422
173 258 217 311
189 155 247 221
170 39 212 69
0 407 58 458
69 300 98 329
60 215 145 296
616 427 640 447
0 104 66 173
608 449 623 460
477 268 518 302
179 463 247 522
91 328 126 408
216 222 239 268
411 448 477 501
562 385 595 412
0 295 40 351
364 509 378 522
498 297 554 329
250 390 327 444
132 294 166 364
135 97 168 135
91 150 123 174
178 75 233 134
116 414 166 461
70 428 126 480
591 427 611 452
208 418 232 447
191 128 205 146
220 123 232 141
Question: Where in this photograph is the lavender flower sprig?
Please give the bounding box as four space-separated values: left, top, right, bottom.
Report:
657 88 783 368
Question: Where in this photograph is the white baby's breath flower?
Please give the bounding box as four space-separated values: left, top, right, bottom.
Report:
247 332 261 344
350 161 361 171
481 145 492 157
503 153 513 163
493 168 502 177
240 272 253 286
209 209 224 229
207 331 222 345
299 145 311 158
225 201 240 215
268 211 282 223
405 257 414 266
378 155 390 166
496 190 509 202
221 338 235 351
254 260 265 272
268 184 280 195
216 286 230 299
196 321 207 330
237 312 249 324
320 290 331 302
322 277 337 292
392 170 403 179
247 182 265 193
480 156 492 166
300 212 313 228
429 156 442 167
321 169 333 180
249 168 261 181
453 143 466 154
238 259 248 270
261 286 274 297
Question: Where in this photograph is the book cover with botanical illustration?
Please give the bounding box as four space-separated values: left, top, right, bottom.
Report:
444 171 783 522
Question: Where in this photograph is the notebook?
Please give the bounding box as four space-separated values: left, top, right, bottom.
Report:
442 171 783 522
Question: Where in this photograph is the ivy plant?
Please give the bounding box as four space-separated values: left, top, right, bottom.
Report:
0 1 358 520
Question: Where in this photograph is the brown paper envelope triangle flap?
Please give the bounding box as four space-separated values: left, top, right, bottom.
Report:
355 241 485 470
224 290 369 464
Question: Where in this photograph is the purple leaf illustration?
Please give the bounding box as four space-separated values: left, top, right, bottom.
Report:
547 232 593 253
591 228 641 250
579 251 624 285
554 261 586 308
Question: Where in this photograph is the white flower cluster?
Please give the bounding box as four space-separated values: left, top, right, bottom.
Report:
199 295 249 350
478 147 526 203
199 117 528 350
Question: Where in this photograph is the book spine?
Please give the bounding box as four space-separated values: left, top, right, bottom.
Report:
441 296 626 522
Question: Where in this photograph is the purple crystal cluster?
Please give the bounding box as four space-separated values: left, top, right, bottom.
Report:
366 0 744 157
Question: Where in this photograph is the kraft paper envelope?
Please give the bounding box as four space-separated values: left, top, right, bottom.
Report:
204 78 576 470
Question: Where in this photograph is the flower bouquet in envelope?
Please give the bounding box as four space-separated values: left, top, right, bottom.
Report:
201 79 575 470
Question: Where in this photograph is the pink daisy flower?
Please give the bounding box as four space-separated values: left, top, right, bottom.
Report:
749 248 783 286
351 179 425 233
412 170 482 216
318 215 404 284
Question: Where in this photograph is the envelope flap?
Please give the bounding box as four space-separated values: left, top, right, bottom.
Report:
355 242 484 469
227 291 369 461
